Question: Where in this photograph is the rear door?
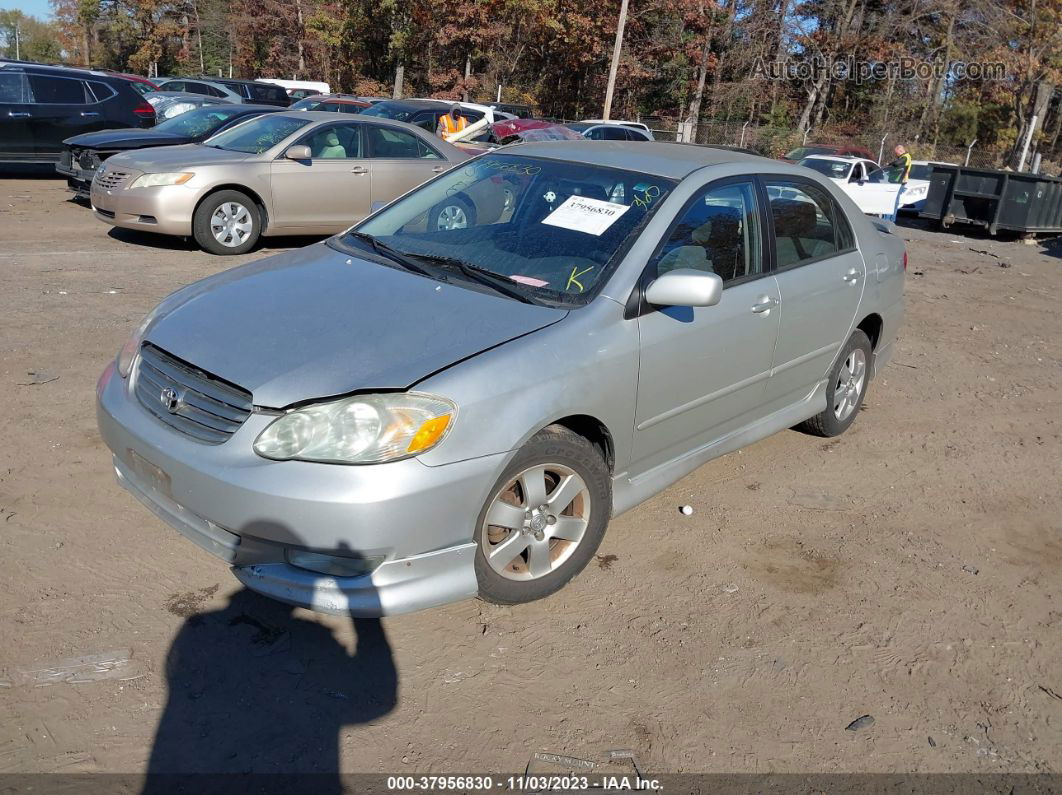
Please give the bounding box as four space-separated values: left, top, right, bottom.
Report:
269 120 371 231
0 71 32 160
760 177 865 410
632 177 781 476
24 74 99 158
364 123 448 211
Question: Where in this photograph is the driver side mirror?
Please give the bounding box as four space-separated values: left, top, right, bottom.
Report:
644 269 723 308
285 145 311 161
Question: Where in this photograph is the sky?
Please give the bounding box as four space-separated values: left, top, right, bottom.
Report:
4 0 53 19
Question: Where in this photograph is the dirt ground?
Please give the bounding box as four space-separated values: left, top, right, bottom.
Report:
0 172 1059 779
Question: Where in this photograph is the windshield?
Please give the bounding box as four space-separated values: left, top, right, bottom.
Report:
335 154 676 304
786 146 833 159
156 105 249 137
203 114 310 153
358 102 415 122
799 158 851 179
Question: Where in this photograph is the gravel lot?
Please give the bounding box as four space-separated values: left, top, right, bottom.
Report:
1 173 1060 778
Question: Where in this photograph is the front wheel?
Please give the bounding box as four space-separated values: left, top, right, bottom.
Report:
798 329 872 437
474 425 611 605
428 196 476 231
193 189 261 255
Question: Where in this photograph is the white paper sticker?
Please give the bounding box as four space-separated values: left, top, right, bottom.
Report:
541 195 630 236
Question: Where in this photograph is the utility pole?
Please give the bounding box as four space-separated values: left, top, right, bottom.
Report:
602 0 629 121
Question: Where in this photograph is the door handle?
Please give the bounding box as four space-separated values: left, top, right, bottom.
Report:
431 165 446 172
750 296 778 314
843 268 861 284
7 112 30 118
350 166 368 175
80 111 100 117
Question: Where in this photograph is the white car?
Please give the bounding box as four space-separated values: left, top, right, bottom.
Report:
865 160 948 214
799 155 932 216
567 121 654 142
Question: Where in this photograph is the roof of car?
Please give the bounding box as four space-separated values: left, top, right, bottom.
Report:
504 141 775 178
371 98 454 110
803 154 863 162
0 59 121 80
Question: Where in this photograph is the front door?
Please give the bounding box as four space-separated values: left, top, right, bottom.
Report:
632 178 781 476
269 121 372 232
0 72 32 160
364 123 448 212
761 177 866 409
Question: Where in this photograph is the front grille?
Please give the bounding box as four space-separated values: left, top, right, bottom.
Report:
94 168 130 190
135 344 253 444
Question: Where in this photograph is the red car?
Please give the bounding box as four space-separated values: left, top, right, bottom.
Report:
781 144 877 166
106 72 159 96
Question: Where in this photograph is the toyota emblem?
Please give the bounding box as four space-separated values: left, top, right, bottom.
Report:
160 387 181 414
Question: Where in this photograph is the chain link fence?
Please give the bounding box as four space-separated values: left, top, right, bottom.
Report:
635 117 1060 175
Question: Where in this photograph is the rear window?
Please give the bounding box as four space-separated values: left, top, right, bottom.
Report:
28 75 88 104
250 84 287 103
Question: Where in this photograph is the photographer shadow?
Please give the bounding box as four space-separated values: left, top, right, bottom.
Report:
144 533 398 793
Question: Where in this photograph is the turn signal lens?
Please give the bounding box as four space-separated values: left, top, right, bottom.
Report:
407 415 452 453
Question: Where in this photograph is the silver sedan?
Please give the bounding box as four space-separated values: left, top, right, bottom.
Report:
96 142 905 615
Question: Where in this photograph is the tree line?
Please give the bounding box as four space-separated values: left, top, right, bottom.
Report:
0 0 1058 167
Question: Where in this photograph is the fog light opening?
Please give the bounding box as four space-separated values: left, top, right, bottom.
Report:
285 549 385 578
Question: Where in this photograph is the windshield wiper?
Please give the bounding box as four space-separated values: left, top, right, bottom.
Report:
405 253 541 305
347 232 439 280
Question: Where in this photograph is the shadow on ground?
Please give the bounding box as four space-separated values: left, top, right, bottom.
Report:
108 226 327 253
144 586 397 792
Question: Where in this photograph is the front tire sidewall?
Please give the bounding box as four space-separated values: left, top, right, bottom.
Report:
193 190 260 255
474 428 611 605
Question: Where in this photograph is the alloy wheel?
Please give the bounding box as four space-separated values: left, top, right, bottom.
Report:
436 204 468 230
480 463 592 581
833 348 867 421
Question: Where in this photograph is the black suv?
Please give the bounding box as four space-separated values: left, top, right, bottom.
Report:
0 60 156 165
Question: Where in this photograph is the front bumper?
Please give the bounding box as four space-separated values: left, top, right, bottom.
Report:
90 180 199 237
55 162 94 196
97 361 506 615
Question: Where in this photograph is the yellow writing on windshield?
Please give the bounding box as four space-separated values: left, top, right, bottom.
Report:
566 265 595 292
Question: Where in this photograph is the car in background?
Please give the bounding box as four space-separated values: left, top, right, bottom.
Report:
153 78 244 104
257 78 330 99
103 72 159 96
781 144 877 164
489 102 533 118
145 91 230 120
58 103 283 198
577 118 654 138
865 160 947 214
0 60 155 164
95 142 905 615
208 78 291 108
290 93 370 113
359 98 487 134
799 154 930 216
89 111 469 254
566 121 654 141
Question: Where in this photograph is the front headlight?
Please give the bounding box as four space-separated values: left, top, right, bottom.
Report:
129 172 194 189
253 393 456 464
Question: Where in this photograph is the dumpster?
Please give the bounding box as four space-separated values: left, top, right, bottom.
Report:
919 165 1062 235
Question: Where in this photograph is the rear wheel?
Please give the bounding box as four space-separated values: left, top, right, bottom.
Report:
798 329 872 437
428 196 476 231
475 425 611 605
193 190 260 255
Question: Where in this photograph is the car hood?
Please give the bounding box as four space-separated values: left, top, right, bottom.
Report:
64 129 191 150
105 143 253 171
143 243 567 407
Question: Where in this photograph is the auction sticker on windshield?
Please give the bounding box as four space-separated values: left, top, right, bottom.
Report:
541 195 630 236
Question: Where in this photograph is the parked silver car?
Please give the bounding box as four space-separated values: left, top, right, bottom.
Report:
89 111 469 254
96 142 905 615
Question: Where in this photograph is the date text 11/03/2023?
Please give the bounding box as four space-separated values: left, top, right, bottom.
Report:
385 775 664 791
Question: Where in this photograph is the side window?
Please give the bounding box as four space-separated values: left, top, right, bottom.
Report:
653 180 763 283
367 125 431 159
765 180 853 269
410 112 437 133
320 102 342 113
86 81 116 103
849 163 863 182
297 123 362 159
585 127 605 140
602 127 627 141
340 103 362 114
0 72 29 103
162 80 184 91
27 75 88 104
416 138 442 160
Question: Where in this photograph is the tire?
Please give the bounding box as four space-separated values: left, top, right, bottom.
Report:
428 195 476 231
474 425 611 605
192 189 261 255
798 329 872 437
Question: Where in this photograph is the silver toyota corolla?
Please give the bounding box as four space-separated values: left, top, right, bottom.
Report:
96 142 905 615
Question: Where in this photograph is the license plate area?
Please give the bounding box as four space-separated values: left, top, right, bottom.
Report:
126 448 173 501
